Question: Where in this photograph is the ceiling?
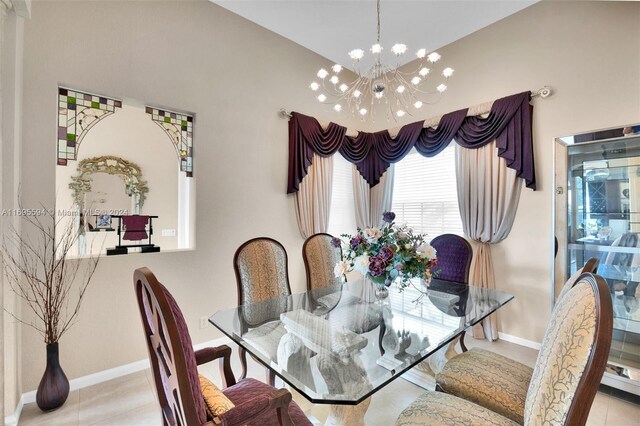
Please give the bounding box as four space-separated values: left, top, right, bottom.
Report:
211 0 537 70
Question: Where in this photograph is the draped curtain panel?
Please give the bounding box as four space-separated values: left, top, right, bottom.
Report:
287 91 535 194
295 154 334 238
456 142 522 340
353 164 395 229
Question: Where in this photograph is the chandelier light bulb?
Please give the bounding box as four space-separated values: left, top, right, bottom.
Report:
307 1 453 120
427 52 441 63
391 44 407 55
349 49 364 60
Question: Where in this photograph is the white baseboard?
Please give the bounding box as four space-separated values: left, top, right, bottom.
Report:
498 332 542 350
4 396 24 426
4 336 230 426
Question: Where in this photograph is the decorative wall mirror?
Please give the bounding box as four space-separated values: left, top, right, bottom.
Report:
553 123 640 395
55 87 195 256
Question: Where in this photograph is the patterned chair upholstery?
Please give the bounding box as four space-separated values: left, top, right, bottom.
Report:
303 233 343 291
234 237 292 383
435 348 533 423
398 273 612 426
434 257 601 423
134 267 311 426
556 257 599 302
430 234 473 283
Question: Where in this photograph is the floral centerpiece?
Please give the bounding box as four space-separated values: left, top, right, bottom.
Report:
333 212 438 291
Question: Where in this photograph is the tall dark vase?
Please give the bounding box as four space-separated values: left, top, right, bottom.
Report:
36 342 69 411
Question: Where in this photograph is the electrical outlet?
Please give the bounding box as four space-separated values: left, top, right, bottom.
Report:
200 316 208 329
161 228 176 237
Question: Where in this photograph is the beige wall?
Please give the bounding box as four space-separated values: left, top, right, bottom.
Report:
9 0 640 402
386 1 640 342
16 0 357 394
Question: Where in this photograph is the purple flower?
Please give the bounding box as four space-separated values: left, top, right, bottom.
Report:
379 245 395 261
382 211 396 223
369 255 387 277
350 235 364 249
331 237 342 248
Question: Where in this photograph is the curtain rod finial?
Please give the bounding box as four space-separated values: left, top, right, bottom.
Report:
536 86 552 98
279 109 292 119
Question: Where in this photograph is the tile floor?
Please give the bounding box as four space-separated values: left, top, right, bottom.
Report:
18 338 640 425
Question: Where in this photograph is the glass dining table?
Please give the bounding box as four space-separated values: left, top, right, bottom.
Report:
209 279 513 425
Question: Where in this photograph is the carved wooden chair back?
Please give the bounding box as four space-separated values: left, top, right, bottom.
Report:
134 267 207 426
524 273 612 426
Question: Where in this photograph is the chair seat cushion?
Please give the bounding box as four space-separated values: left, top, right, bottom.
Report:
223 378 312 426
396 391 519 426
436 348 532 424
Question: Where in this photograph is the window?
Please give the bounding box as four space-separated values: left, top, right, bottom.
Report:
328 154 357 237
392 145 463 238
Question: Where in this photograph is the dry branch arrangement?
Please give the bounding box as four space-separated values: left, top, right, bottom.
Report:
1 204 101 344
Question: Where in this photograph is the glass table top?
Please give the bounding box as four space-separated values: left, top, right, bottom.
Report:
209 279 513 404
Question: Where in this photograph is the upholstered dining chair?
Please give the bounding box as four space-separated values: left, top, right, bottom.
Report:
431 257 600 425
302 233 343 291
397 272 612 426
233 237 292 385
419 234 473 376
133 267 311 426
302 233 347 313
430 234 473 284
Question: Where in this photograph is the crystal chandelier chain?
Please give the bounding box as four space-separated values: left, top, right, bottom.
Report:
309 0 454 122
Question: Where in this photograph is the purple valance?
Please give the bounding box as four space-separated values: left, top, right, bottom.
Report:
287 91 535 193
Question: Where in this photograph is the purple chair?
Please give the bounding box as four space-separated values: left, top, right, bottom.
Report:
134 267 311 426
430 234 473 284
430 234 473 353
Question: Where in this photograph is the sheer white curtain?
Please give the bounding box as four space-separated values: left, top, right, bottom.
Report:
456 141 522 340
294 154 333 238
352 164 395 229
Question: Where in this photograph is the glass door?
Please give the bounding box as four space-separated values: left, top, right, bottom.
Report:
554 125 640 395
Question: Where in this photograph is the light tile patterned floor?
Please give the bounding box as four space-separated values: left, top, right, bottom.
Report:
18 339 640 425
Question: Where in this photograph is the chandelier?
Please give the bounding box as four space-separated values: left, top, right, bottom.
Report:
310 0 454 121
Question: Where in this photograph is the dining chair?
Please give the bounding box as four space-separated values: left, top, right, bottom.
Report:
432 257 600 424
302 233 348 313
417 234 473 376
430 234 473 284
302 233 343 291
233 237 292 385
133 267 311 426
397 272 612 426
